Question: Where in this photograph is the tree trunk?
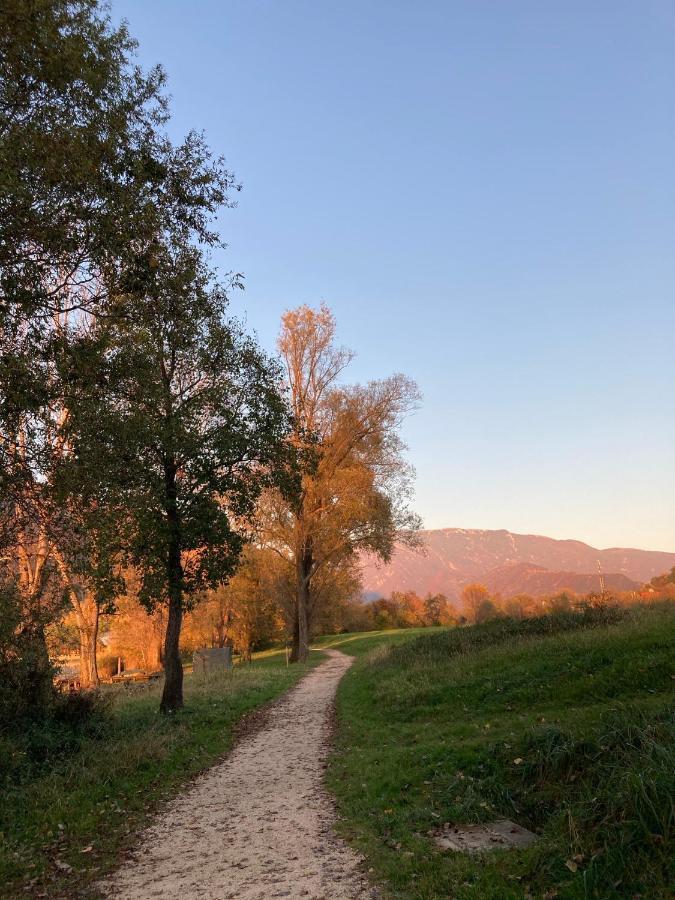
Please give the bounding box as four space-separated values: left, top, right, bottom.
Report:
291 542 312 663
146 636 162 671
51 549 101 689
161 588 183 712
160 460 184 714
289 604 300 663
74 593 100 689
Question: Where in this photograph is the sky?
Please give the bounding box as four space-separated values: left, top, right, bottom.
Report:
110 0 675 552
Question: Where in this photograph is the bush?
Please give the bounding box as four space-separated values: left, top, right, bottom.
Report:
52 688 110 729
0 690 111 789
0 581 112 790
0 582 56 727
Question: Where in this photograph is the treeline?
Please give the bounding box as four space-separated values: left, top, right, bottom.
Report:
334 573 675 635
0 1 419 719
458 576 675 624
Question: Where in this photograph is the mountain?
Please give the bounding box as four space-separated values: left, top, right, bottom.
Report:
481 562 639 598
360 528 675 601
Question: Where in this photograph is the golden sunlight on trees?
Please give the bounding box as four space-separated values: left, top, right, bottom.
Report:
183 548 284 661
259 305 421 662
461 583 491 623
105 575 166 674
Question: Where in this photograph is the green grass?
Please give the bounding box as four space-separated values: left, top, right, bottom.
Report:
313 626 445 657
0 649 322 898
327 604 675 899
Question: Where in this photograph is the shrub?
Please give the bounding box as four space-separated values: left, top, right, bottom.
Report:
0 690 111 789
0 581 56 727
52 688 111 729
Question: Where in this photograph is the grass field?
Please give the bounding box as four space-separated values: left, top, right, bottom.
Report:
313 626 445 657
0 650 321 898
326 604 675 899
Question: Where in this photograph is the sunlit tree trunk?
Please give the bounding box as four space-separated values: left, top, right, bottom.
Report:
73 592 100 689
52 549 100 688
146 636 163 671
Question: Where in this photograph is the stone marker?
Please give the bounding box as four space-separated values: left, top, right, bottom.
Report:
433 819 537 854
193 646 232 676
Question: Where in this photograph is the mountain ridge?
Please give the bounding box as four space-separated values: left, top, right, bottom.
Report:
360 527 675 602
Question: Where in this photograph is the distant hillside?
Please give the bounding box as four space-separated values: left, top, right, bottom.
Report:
481 562 639 598
360 528 675 601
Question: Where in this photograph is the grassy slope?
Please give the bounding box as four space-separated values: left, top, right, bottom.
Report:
327 606 674 899
0 650 321 898
313 627 444 657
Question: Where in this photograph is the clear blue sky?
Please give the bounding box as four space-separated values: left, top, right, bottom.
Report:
111 0 675 552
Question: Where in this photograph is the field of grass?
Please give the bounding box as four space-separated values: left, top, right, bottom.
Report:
327 604 675 899
313 626 446 657
0 649 321 898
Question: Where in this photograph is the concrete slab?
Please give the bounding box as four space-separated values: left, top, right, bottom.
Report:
433 819 537 854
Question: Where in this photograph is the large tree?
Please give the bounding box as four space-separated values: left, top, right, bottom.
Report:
263 305 421 662
68 242 292 712
0 0 166 698
1 0 239 696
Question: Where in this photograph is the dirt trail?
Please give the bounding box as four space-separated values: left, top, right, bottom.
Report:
102 649 374 900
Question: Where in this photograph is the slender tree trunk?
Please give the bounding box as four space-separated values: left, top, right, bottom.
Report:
147 636 162 671
73 593 100 689
291 541 312 663
52 549 101 688
160 461 184 713
289 604 300 662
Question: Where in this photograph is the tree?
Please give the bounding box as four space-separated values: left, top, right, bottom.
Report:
1 504 65 711
2 0 268 710
0 0 160 260
262 305 420 662
370 597 401 630
0 0 167 700
1 299 124 689
548 591 575 613
0 0 167 481
461 583 491 623
501 593 534 620
184 547 285 660
69 240 292 712
391 591 426 627
648 567 675 594
423 593 456 626
475 597 499 624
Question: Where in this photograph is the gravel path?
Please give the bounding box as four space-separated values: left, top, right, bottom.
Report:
102 649 374 900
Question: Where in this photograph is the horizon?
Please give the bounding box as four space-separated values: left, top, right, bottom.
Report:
403 524 675 554
111 0 675 552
